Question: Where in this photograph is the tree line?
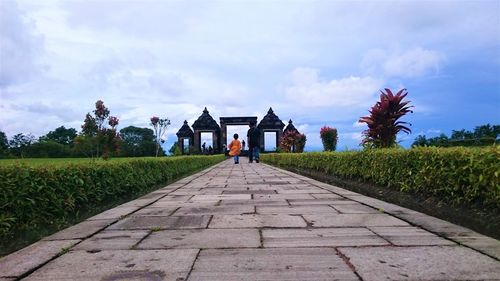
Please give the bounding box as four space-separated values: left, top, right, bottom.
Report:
412 124 499 147
0 125 171 159
0 100 174 159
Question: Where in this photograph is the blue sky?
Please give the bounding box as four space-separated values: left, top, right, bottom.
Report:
1 0 499 152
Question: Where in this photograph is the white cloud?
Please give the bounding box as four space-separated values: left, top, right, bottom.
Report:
353 121 364 128
1 0 498 151
362 47 443 78
427 129 442 134
0 0 45 88
285 68 383 107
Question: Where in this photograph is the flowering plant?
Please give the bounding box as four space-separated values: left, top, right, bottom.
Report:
279 131 306 153
320 126 338 151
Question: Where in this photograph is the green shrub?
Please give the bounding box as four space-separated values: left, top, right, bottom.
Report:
261 147 499 208
0 155 224 235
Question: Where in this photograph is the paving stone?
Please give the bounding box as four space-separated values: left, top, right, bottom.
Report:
44 219 115 240
0 239 80 278
316 186 361 196
137 192 166 200
368 226 456 246
331 203 380 214
263 228 388 247
116 198 159 208
449 234 500 260
276 187 326 194
188 248 358 281
22 249 198 281
222 190 276 194
169 190 202 195
303 214 409 227
108 216 210 230
289 198 353 205
210 214 307 228
131 206 178 216
253 194 315 200
137 229 260 249
190 194 251 201
397 212 475 236
194 188 227 195
154 195 192 202
344 195 417 214
73 230 150 251
173 205 254 215
246 185 275 190
257 205 338 215
311 193 344 199
149 200 217 208
339 246 500 281
86 206 142 220
219 199 289 206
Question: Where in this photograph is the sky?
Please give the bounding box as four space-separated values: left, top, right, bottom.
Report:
1 0 499 152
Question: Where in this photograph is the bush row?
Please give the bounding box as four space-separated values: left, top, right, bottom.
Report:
261 147 499 209
0 155 225 235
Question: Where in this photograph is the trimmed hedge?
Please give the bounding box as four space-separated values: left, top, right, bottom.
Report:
261 147 500 209
0 155 224 235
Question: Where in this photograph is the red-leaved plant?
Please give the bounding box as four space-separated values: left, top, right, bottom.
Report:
320 126 338 151
279 131 306 153
359 88 413 148
76 100 120 159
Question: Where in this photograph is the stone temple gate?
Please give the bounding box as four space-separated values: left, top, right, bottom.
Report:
220 116 258 151
176 107 300 154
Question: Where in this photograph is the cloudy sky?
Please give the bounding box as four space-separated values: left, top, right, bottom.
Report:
1 0 499 151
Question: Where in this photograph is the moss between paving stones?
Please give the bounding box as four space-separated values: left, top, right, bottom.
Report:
261 147 500 239
0 155 225 256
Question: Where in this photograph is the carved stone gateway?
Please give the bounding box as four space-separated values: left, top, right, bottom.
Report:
176 107 288 154
258 108 285 151
175 120 194 154
220 116 258 151
191 107 221 153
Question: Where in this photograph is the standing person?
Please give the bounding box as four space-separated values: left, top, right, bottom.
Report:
242 140 246 151
247 121 261 163
228 133 241 164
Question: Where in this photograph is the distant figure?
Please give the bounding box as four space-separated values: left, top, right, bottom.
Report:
247 121 261 163
202 142 206 153
228 133 242 164
208 145 213 154
242 140 246 150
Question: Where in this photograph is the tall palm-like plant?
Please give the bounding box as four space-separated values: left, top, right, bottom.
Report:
359 88 413 148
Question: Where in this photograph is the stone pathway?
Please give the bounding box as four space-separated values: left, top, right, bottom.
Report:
1 159 499 281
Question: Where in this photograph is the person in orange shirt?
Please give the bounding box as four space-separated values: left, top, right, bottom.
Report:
228 133 242 164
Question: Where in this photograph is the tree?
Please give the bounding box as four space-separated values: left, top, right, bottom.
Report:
279 131 307 153
25 141 72 158
40 126 77 146
9 133 35 158
413 124 498 147
320 126 338 151
412 135 428 147
120 126 159 157
169 141 182 156
359 88 413 148
473 124 500 139
0 131 9 157
150 116 171 157
75 100 120 159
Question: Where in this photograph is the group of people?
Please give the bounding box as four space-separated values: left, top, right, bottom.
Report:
227 121 260 164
